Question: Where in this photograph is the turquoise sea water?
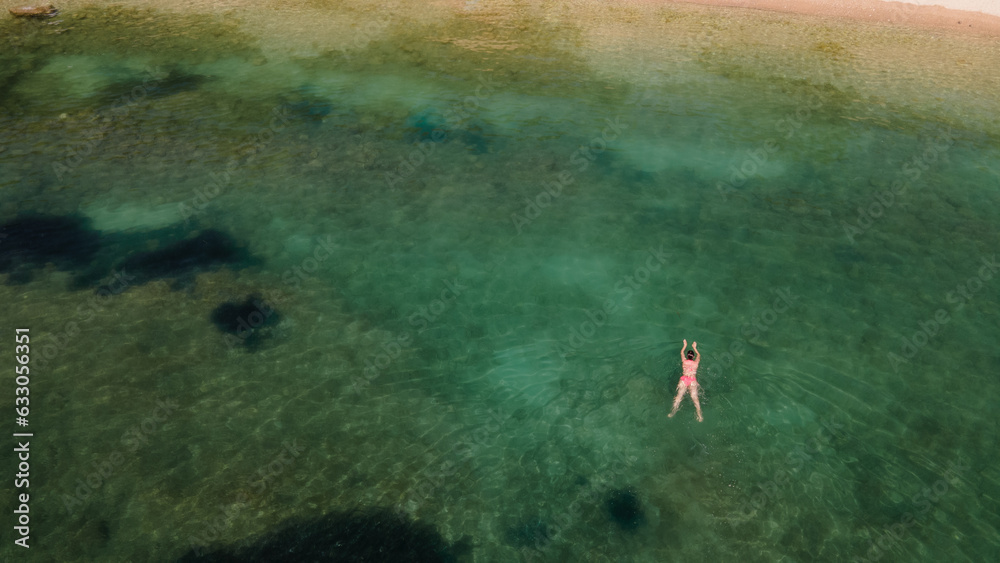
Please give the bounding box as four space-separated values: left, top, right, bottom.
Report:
1 5 999 562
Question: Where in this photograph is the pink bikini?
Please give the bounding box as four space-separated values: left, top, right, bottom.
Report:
680 359 699 386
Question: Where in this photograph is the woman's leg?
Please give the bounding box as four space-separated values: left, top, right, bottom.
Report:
668 383 688 417
691 383 704 422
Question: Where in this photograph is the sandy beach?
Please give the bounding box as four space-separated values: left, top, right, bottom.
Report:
7 0 1000 34
673 0 1000 35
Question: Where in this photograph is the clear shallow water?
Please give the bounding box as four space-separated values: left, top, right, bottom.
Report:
1 3 999 562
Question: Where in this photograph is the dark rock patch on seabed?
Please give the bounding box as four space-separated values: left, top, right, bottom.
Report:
604 487 646 531
105 229 253 291
178 509 471 563
0 214 101 284
210 294 280 351
8 4 58 17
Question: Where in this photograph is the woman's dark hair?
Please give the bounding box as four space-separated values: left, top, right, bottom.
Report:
686 350 695 360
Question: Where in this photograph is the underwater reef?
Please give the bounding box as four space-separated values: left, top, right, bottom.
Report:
107 229 252 291
210 294 281 352
178 509 471 563
604 487 646 531
0 214 101 284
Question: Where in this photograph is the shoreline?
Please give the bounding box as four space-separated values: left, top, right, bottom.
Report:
5 1 1000 41
3 0 999 136
6 0 1000 36
668 0 1000 36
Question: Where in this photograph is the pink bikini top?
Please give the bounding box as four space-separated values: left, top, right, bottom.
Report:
682 359 699 377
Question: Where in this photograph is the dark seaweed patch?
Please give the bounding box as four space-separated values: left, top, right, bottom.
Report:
144 68 208 98
210 294 280 352
604 487 646 531
405 108 448 143
107 229 252 291
282 85 334 123
404 107 491 153
0 65 37 108
178 509 468 563
0 215 101 284
100 67 208 103
459 125 490 154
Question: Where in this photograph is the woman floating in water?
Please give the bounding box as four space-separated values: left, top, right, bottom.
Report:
668 339 703 422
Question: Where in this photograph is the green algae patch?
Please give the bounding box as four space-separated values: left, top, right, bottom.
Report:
0 4 261 114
